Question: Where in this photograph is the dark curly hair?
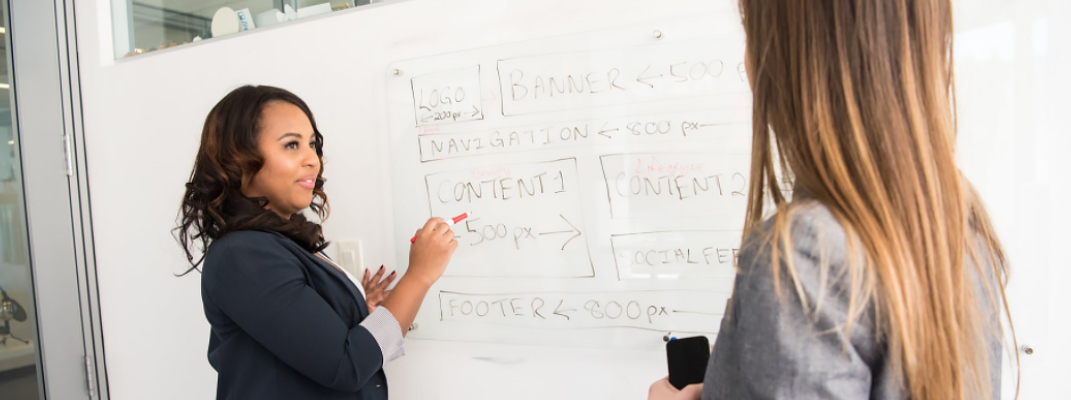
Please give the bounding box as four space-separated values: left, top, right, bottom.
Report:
175 85 330 275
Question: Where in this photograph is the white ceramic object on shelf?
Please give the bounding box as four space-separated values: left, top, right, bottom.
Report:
255 9 286 28
297 2 333 19
210 7 240 38
283 4 298 22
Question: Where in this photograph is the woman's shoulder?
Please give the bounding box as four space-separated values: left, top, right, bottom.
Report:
207 230 286 252
742 200 851 271
201 231 309 292
203 230 298 269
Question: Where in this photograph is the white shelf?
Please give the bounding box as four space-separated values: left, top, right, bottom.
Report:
0 340 35 372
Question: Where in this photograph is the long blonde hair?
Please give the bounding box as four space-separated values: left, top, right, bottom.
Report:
737 0 1015 398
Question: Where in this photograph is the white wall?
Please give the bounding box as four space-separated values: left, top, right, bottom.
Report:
71 0 1069 399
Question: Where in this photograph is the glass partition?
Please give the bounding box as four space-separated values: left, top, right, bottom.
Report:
113 0 378 59
0 1 42 399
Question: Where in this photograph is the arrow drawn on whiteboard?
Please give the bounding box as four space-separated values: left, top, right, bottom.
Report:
682 121 730 136
636 64 663 88
539 214 582 250
598 122 618 139
481 89 498 103
553 299 575 320
671 309 721 316
420 115 434 122
471 105 481 117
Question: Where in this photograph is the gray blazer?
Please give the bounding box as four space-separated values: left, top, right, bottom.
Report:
703 202 1002 399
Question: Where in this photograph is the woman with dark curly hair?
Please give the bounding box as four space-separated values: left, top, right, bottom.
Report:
176 85 456 400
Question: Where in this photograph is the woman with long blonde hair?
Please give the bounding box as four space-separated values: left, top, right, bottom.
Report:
649 0 1014 399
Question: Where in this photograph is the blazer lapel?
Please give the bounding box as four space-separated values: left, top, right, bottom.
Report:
259 231 371 321
308 251 370 320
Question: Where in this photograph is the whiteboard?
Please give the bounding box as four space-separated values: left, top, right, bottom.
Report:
387 11 754 350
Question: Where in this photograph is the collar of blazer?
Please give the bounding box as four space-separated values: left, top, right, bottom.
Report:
261 230 371 320
309 250 370 320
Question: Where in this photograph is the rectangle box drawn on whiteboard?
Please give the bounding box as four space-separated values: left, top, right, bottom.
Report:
609 230 741 282
496 37 748 116
411 65 485 127
415 107 750 162
437 289 727 333
598 152 751 220
423 157 594 278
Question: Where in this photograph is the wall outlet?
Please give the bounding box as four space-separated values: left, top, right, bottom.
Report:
336 240 363 278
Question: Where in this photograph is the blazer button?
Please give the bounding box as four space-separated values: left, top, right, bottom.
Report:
376 384 382 388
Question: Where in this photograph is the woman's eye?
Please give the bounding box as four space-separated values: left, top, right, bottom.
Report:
284 141 299 149
309 141 317 148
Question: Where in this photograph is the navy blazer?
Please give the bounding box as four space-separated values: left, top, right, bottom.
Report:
201 230 388 400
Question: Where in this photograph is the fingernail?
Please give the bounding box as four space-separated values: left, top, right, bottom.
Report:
379 266 384 271
390 271 397 276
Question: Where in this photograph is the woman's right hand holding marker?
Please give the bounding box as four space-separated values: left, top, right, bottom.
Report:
407 217 459 287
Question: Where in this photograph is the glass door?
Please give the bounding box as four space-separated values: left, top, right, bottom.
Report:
0 0 110 398
0 1 42 399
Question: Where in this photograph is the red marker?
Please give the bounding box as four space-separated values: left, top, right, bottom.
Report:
411 212 472 243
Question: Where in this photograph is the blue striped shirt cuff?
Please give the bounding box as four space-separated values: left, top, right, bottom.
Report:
359 307 406 364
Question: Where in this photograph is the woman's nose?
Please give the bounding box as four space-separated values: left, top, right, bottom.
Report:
304 148 320 169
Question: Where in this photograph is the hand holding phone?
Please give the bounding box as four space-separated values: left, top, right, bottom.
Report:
666 336 710 390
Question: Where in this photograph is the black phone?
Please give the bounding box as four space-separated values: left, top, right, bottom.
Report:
666 336 710 390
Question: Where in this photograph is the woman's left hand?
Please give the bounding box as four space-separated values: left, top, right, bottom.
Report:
648 377 703 400
362 265 396 313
